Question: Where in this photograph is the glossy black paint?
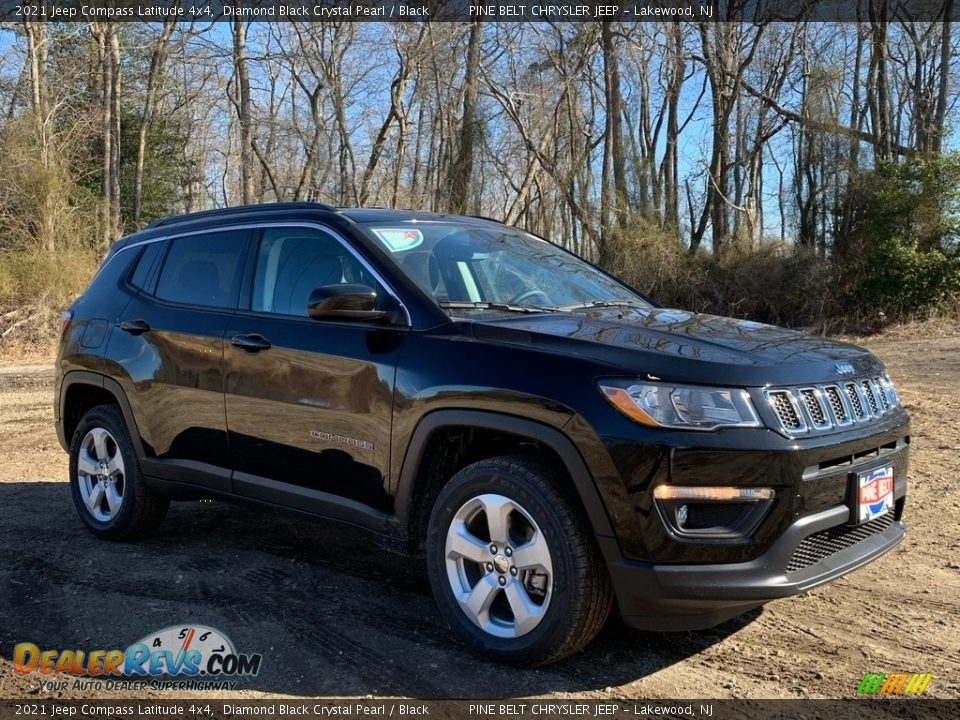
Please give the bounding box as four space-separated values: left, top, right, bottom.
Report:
463 308 885 386
55 203 911 631
223 313 402 512
307 284 383 321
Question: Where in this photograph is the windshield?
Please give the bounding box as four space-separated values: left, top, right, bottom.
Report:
362 222 647 313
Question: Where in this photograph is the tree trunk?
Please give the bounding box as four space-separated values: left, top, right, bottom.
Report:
109 28 121 235
23 20 49 119
599 21 628 266
448 21 481 215
932 0 954 153
89 22 122 248
133 20 175 225
232 19 254 205
867 1 893 160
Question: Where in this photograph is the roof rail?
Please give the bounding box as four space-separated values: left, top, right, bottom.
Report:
147 202 340 229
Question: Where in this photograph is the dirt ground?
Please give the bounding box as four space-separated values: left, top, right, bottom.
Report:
0 334 958 701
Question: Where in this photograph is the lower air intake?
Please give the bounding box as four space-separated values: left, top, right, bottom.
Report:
786 513 895 574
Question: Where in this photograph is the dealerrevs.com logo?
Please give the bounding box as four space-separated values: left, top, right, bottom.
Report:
14 625 262 692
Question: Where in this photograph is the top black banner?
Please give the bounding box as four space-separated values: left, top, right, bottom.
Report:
0 0 955 22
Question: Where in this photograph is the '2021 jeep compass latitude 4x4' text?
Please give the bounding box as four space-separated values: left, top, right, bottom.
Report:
56 203 909 666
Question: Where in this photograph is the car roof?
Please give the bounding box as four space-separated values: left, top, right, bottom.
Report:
145 201 339 229
110 203 504 254
337 207 502 225
145 203 503 229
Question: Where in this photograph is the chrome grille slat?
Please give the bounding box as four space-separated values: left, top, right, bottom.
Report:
845 382 867 420
767 390 806 432
878 375 899 408
861 379 881 416
823 385 852 426
799 388 829 429
873 376 890 411
766 375 899 435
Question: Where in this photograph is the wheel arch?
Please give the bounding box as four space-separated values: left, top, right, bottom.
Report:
58 371 146 460
394 410 617 554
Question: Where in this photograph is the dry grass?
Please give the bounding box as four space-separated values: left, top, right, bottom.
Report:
834 316 960 343
0 338 56 364
0 247 98 360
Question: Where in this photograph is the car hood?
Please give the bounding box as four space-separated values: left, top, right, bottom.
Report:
469 306 884 386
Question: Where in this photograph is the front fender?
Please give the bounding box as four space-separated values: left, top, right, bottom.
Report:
393 409 618 547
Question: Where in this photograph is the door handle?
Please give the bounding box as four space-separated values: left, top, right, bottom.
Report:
230 334 272 352
118 319 151 335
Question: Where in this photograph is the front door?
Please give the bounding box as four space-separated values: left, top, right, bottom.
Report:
223 225 405 521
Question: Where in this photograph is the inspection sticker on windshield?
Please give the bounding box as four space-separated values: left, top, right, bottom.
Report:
856 466 894 524
372 228 423 252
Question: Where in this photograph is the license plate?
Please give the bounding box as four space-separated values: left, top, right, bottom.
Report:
855 466 894 524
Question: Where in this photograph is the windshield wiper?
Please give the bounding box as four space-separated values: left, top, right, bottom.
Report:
438 301 559 314
557 300 645 311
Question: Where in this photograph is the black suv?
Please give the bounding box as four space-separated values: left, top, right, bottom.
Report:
55 203 909 666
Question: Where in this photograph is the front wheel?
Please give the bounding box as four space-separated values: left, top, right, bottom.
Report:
426 456 612 666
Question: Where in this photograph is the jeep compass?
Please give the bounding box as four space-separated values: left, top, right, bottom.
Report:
55 203 909 666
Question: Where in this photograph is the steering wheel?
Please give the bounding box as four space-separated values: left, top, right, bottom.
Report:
507 289 551 306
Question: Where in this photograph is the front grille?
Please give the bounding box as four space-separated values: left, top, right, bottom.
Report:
799 389 828 428
769 391 804 431
861 380 880 415
846 383 867 419
875 383 891 411
786 513 895 574
764 375 899 435
824 386 848 423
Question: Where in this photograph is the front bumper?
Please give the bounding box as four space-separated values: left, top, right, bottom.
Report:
605 496 906 630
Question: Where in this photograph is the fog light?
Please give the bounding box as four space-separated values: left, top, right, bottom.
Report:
653 486 776 540
653 485 775 502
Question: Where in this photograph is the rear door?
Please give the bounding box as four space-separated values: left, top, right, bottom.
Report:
109 229 253 492
223 225 405 521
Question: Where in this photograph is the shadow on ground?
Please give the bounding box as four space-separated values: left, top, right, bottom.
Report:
0 482 758 698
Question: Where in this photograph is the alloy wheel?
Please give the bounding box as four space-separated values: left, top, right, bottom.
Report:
444 493 553 638
76 427 125 522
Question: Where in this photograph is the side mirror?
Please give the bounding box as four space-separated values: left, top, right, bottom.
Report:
307 284 386 322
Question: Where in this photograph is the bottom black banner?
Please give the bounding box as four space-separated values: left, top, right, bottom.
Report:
1 699 957 720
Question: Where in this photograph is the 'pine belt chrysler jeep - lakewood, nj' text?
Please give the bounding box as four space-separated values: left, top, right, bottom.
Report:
55 203 908 666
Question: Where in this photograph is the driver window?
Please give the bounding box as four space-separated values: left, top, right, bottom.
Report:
252 228 372 317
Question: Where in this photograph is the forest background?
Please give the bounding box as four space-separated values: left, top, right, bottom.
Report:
2 11 959 354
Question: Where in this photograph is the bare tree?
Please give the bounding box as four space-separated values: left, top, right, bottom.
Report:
88 22 122 246
133 20 177 224
231 18 254 205
448 21 482 215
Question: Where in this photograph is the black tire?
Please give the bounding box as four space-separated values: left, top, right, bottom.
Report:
68 404 169 541
426 455 613 666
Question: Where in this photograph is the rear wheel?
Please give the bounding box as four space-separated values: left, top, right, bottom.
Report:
69 404 168 541
426 455 612 666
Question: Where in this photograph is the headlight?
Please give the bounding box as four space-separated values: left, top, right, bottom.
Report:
599 381 762 431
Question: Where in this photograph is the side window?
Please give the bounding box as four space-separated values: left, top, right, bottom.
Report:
252 227 375 317
155 231 249 309
129 242 163 291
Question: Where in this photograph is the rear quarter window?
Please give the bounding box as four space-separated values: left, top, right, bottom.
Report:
128 242 164 291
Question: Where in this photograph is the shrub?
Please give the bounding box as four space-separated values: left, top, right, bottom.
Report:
841 153 960 322
0 247 99 352
0 116 101 254
607 224 836 330
847 238 960 321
